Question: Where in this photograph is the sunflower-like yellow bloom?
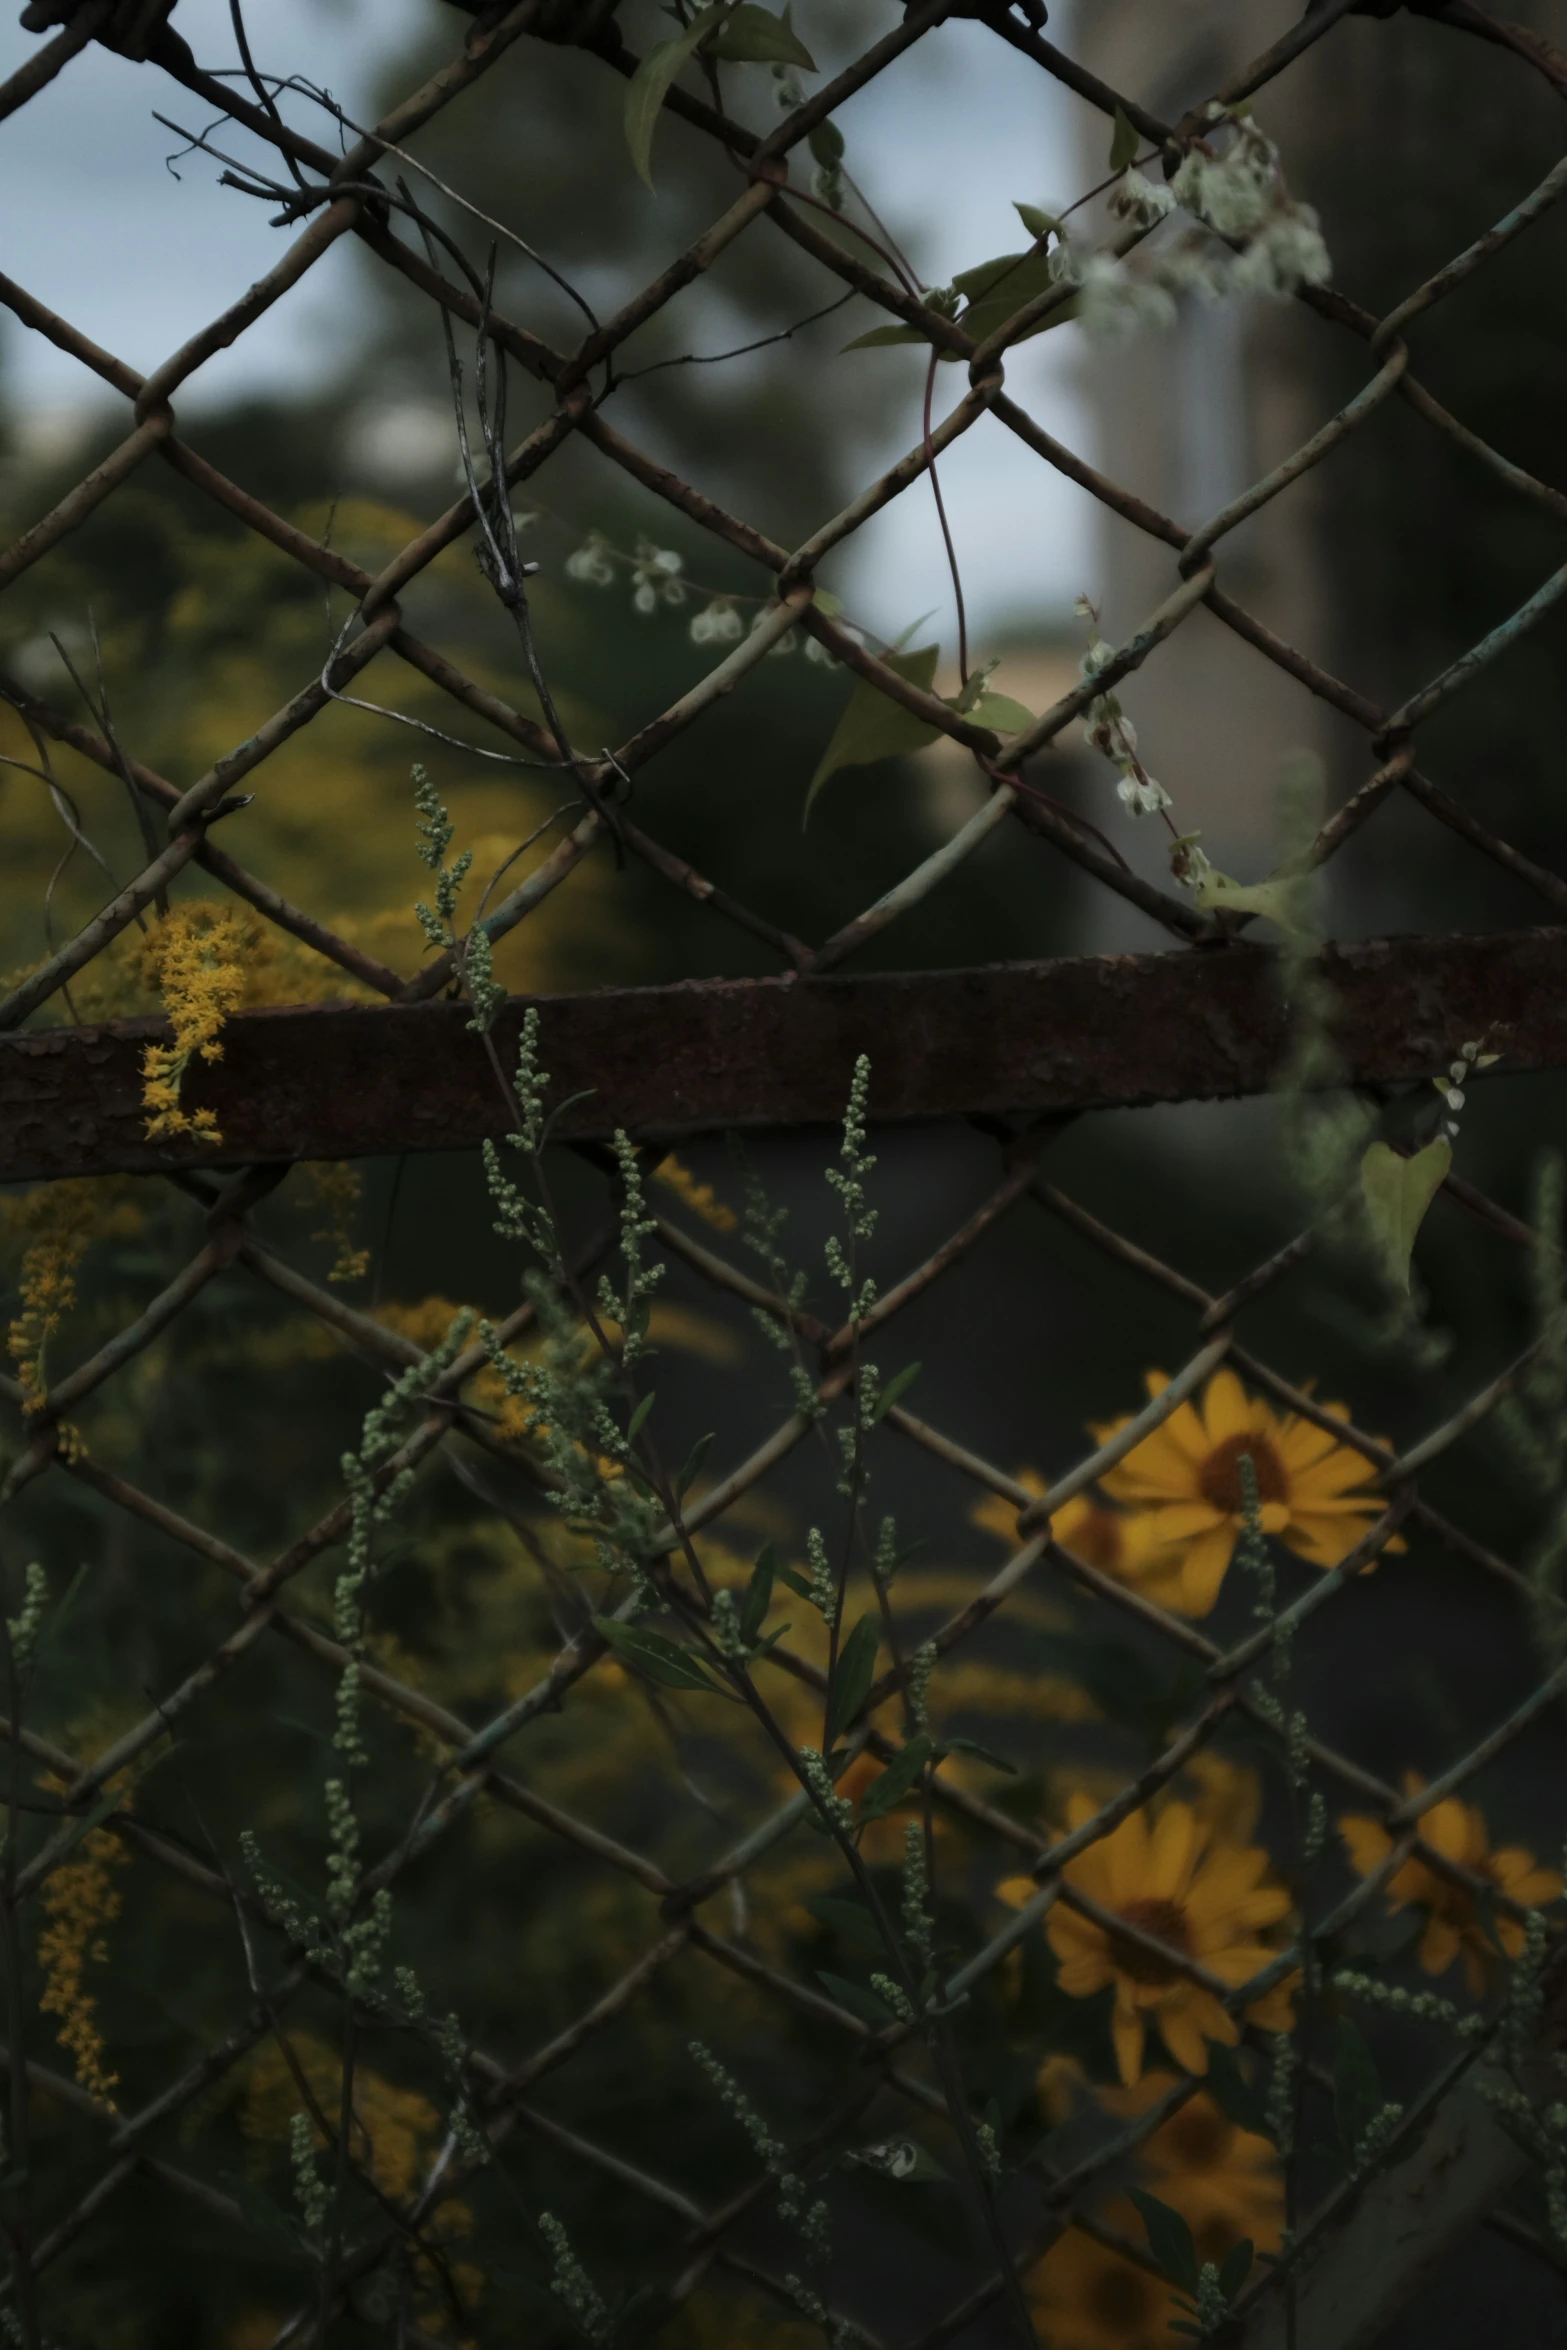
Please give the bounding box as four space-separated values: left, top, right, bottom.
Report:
1102 2074 1283 2253
1092 1368 1398 1617
1046 1795 1293 2085
1028 2215 1180 2350
970 1474 1193 1612
1339 1775 1559 1993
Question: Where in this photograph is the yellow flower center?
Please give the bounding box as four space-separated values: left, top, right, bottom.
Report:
1114 1896 1192 1983
1199 1433 1287 1516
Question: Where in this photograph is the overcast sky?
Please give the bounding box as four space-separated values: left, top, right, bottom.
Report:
0 0 1095 635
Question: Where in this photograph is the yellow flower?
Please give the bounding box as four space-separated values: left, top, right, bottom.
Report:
1028 2213 1180 2350
1101 2072 1283 2254
1092 1369 1398 1616
1047 1795 1293 2085
1339 1775 1560 1993
971 1473 1191 1611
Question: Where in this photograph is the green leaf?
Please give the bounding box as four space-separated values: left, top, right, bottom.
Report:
842 249 1076 359
1188 865 1315 938
1203 2044 1272 2143
804 1894 883 1952
677 1430 714 1497
943 1734 1018 1776
625 1392 657 1445
948 248 1074 352
739 1544 776 1646
815 1970 896 2028
857 1734 933 1822
805 645 942 820
871 1361 923 1422
1127 2189 1200 2296
1013 200 1059 243
825 1612 880 1746
841 321 931 352
1332 2015 1383 2161
1360 1137 1451 1294
592 1616 729 1696
1218 2238 1254 2302
1109 104 1140 174
966 689 1034 734
808 118 844 167
708 3 815 65
774 1559 814 1601
624 3 732 188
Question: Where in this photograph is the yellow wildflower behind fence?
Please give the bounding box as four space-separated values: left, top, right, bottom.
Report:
1042 1794 1294 2085
1091 1367 1399 1615
1340 1773 1560 1991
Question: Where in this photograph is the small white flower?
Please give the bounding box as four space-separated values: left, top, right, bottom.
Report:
651 546 682 576
690 597 743 647
632 578 658 616
803 636 837 668
1449 1060 1469 1084
1080 637 1117 680
565 534 616 587
1445 1087 1465 1112
1116 774 1172 817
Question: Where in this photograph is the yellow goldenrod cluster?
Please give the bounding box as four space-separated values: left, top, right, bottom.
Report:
138 902 251 1142
37 1825 125 2110
236 2036 478 2309
2 1177 142 1417
653 1153 737 1233
301 1159 371 1287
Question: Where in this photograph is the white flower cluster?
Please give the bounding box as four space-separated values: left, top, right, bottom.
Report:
1075 597 1171 817
1076 111 1330 343
1431 1037 1500 1138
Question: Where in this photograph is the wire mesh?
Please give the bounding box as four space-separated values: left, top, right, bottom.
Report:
2 0 1567 2342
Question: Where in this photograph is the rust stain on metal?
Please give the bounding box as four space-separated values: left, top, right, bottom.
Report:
2 928 1564 1183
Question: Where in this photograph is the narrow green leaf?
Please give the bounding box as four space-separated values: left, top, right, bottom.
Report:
1360 1136 1451 1294
592 1616 728 1695
857 1734 933 1822
943 1734 1018 1775
738 1544 776 1646
1127 2188 1200 2296
825 1611 880 1747
871 1361 923 1422
708 3 815 64
775 1560 815 1601
624 3 732 188
815 1969 895 2028
841 320 928 352
1217 2238 1254 2302
677 1430 714 1497
805 644 941 820
1109 104 1140 174
808 118 845 167
1332 2015 1383 2160
1203 2044 1272 2143
625 1392 657 1446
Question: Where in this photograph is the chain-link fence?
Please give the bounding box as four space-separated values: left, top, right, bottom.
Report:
3 0 1567 2343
